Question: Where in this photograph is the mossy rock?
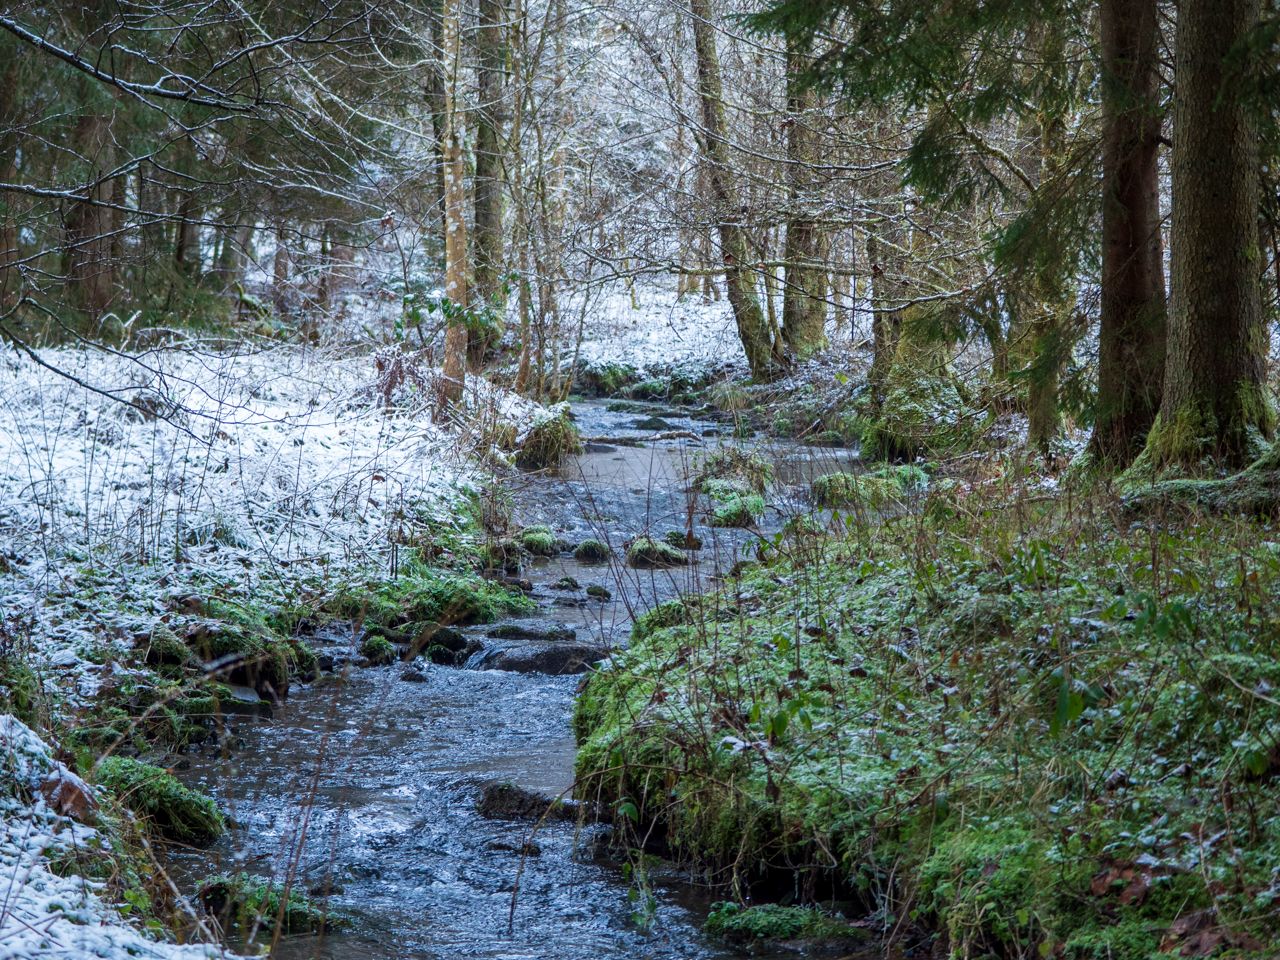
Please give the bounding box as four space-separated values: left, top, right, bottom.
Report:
359 634 397 665
514 407 582 470
329 570 533 629
139 622 197 667
662 530 703 550
95 757 223 845
697 449 775 494
517 524 566 557
629 378 670 400
578 361 639 396
701 477 754 502
710 494 764 528
782 515 825 538
586 584 612 600
182 620 291 699
626 536 689 569
574 539 611 561
199 873 342 935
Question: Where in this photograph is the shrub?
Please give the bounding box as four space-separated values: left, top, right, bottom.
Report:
95 757 223 845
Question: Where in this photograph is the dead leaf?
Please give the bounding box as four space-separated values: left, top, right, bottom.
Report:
1118 867 1152 905
39 764 97 821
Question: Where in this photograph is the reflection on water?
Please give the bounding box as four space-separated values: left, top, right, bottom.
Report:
163 401 859 959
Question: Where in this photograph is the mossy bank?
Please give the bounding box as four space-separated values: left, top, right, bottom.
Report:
574 480 1280 957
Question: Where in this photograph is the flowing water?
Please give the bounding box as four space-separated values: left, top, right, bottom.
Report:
163 401 857 959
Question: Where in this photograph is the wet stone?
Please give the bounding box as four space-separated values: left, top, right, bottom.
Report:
478 782 584 822
472 642 608 675
400 668 429 682
487 620 577 642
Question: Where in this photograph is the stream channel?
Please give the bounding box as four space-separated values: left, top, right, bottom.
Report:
163 400 856 960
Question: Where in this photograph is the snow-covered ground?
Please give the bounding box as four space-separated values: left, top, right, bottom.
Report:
0 715 234 959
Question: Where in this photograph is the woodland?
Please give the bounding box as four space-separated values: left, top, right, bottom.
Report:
0 1 1278 960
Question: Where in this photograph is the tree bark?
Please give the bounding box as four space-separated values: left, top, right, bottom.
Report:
473 0 507 317
866 207 905 406
439 0 468 405
1145 0 1273 467
689 0 780 379
65 113 114 317
1089 0 1167 466
781 45 828 355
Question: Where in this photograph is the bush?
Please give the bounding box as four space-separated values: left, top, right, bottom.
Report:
514 406 582 470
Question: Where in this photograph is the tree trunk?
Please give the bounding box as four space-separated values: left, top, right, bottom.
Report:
272 221 289 314
65 113 113 318
473 0 506 317
1089 0 1167 466
866 209 905 406
439 0 468 405
1145 0 1273 467
782 45 828 355
0 65 21 309
174 194 198 277
689 0 780 379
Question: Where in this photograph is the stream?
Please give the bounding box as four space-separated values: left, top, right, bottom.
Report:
163 401 856 959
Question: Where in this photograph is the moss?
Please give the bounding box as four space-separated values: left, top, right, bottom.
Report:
481 538 523 572
574 539 612 561
626 536 689 568
95 757 223 845
517 524 564 556
514 407 582 470
782 515 824 538
710 494 764 527
359 634 396 665
811 467 923 508
629 599 695 644
0 656 40 729
329 568 533 628
578 361 639 397
182 620 291 698
199 873 343 935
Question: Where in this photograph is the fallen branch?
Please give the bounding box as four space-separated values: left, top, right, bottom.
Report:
583 431 703 446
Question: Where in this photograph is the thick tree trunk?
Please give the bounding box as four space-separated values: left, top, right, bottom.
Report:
473 0 506 317
866 211 905 406
1089 0 1167 466
0 66 21 309
1145 0 1273 467
782 46 828 355
689 0 780 379
439 0 468 405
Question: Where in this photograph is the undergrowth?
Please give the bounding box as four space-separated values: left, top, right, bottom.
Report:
574 482 1280 958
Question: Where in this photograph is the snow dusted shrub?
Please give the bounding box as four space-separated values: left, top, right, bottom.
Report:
513 404 582 470
372 345 432 408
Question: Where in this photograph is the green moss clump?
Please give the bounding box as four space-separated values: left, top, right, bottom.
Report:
359 634 396 664
517 524 564 556
95 757 223 845
0 655 40 729
710 494 764 528
662 530 702 550
811 465 925 508
782 514 824 538
626 536 689 568
199 873 343 936
574 539 612 561
481 538 522 572
329 568 533 628
629 599 694 644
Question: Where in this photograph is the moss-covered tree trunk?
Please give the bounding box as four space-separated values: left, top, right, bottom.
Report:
781 45 828 356
866 206 905 407
1089 0 1167 466
1144 0 1274 467
689 0 780 379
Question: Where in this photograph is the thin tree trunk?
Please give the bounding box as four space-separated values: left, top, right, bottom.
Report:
689 0 780 379
473 0 507 357
1089 0 1167 466
272 221 289 314
866 209 904 407
1145 0 1273 467
440 0 468 405
782 44 828 355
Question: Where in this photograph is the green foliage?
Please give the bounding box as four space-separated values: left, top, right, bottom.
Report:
95 757 223 845
516 524 564 557
328 566 533 628
514 409 583 470
811 465 927 508
698 449 775 494
705 902 859 943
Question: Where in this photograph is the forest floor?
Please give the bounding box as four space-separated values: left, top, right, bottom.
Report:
2 281 1277 959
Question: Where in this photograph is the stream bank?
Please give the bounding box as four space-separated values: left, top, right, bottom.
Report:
160 400 861 958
